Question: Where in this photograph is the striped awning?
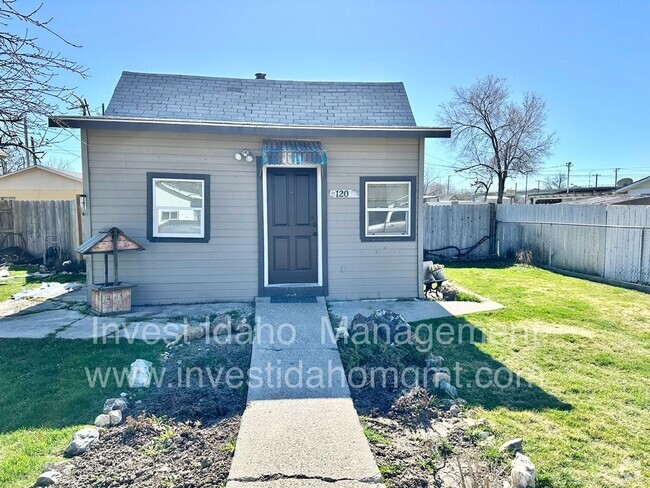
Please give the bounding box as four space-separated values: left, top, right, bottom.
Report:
262 140 327 165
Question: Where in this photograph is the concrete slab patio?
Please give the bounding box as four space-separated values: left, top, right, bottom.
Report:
227 297 384 487
328 297 503 324
0 295 253 340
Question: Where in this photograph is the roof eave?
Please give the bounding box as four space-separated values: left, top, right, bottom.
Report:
614 175 650 193
48 116 451 139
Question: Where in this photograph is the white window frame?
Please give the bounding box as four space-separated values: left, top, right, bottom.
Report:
152 177 205 239
364 180 412 238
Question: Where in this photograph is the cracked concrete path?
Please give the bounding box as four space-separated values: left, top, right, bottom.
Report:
226 297 384 488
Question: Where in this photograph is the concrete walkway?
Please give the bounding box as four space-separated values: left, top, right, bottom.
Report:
227 297 383 488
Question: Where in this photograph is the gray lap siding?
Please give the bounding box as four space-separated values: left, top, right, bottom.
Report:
84 129 421 304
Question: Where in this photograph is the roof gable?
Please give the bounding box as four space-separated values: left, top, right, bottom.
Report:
105 71 417 127
0 165 82 183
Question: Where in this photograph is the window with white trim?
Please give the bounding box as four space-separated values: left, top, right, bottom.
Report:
360 177 415 241
147 173 210 242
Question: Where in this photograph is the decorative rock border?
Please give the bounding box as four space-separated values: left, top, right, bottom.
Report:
32 361 145 486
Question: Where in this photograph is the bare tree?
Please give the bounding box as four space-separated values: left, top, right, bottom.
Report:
439 76 556 203
544 172 567 190
423 166 446 195
469 169 493 201
0 0 86 173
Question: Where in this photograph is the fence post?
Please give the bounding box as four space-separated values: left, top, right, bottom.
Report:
488 203 497 257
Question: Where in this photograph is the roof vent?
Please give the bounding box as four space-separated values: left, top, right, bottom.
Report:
255 72 266 80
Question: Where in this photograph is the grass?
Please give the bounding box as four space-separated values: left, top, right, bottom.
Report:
0 264 85 302
0 338 165 488
417 261 650 487
363 423 391 446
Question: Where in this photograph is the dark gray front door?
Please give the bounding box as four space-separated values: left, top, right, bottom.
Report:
267 167 318 284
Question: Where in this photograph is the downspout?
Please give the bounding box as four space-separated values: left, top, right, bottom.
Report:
417 137 425 298
80 128 93 300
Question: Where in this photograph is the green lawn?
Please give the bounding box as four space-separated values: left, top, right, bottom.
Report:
0 339 164 487
426 262 650 487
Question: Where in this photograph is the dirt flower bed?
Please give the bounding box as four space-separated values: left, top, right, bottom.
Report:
55 329 252 487
357 387 509 488
55 415 240 487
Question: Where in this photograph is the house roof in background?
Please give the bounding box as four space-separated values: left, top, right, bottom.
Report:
563 194 650 205
615 175 650 193
104 71 418 127
0 165 82 182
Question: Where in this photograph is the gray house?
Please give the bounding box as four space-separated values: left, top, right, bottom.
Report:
51 72 450 305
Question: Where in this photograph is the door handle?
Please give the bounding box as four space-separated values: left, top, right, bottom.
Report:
312 232 318 236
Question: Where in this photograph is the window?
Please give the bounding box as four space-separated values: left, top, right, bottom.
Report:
360 176 416 241
147 173 210 242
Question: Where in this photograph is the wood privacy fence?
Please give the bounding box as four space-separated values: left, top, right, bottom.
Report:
496 204 650 286
0 200 82 262
423 203 495 259
424 203 650 286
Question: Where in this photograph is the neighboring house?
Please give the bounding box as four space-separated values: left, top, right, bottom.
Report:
0 165 82 200
531 186 616 204
50 71 450 304
615 175 650 196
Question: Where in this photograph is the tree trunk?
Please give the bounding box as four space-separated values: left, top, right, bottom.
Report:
496 174 507 204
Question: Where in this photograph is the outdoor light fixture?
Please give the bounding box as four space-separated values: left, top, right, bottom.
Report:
234 149 254 162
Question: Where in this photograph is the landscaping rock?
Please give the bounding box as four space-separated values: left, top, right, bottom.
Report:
334 325 349 340
93 414 111 428
108 409 123 426
127 359 153 388
449 404 461 417
433 371 451 386
501 437 524 453
212 314 249 336
425 354 444 367
103 397 128 413
179 325 207 342
34 470 61 486
465 417 486 428
511 452 536 488
64 427 99 457
349 309 411 343
439 380 458 398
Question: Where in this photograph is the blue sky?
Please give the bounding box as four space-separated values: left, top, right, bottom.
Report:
34 0 650 189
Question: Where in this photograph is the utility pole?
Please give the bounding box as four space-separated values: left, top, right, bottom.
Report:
537 180 541 193
614 168 621 187
447 175 451 194
588 171 592 187
23 118 30 167
566 161 573 194
595 173 600 188
524 174 529 204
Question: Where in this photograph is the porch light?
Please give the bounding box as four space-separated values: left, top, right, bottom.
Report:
235 149 254 162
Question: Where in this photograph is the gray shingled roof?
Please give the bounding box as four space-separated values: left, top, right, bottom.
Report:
105 72 417 127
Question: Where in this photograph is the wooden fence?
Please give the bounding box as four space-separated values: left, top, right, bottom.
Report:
496 204 650 285
424 203 650 286
423 203 494 259
0 200 81 262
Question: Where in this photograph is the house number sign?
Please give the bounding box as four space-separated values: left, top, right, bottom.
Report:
328 189 359 198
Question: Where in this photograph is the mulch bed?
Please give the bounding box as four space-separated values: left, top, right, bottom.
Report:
55 334 251 487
